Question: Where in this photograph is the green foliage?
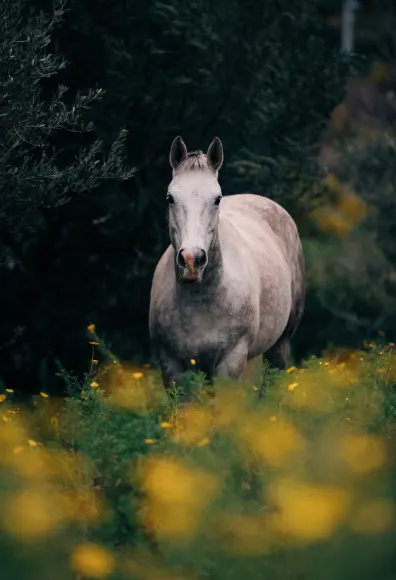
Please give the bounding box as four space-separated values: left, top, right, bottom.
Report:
0 346 396 579
0 0 133 242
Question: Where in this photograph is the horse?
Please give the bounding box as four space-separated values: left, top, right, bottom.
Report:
149 136 305 394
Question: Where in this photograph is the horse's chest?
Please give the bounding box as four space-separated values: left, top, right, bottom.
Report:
164 298 253 359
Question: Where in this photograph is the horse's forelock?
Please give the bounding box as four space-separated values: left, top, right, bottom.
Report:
175 150 213 174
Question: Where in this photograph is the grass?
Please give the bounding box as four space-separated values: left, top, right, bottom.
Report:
0 333 396 580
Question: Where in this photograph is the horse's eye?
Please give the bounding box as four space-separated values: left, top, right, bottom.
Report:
166 194 175 205
214 196 222 206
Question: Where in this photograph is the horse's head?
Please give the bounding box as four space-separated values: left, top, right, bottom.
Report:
167 136 224 283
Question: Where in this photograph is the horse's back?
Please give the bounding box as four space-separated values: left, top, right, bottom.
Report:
220 193 301 265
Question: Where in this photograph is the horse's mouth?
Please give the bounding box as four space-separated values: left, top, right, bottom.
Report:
179 267 203 283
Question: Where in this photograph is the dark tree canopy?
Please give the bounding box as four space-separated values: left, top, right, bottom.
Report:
0 0 358 395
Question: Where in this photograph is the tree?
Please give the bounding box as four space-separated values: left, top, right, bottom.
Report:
0 0 354 394
0 0 133 393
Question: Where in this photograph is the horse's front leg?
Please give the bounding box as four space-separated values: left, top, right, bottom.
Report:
217 340 248 381
157 349 184 395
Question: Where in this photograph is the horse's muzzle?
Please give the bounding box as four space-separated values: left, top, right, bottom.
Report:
176 247 207 282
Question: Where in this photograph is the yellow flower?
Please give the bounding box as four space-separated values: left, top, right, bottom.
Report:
87 324 96 333
269 415 277 422
132 372 144 380
89 341 99 346
90 381 99 388
40 392 49 398
28 439 38 447
140 456 218 540
71 543 114 579
6 388 14 393
92 359 99 365
0 394 6 403
2 415 8 422
288 382 298 392
160 422 171 429
3 489 60 541
252 385 258 391
144 438 156 445
270 478 350 542
286 366 296 374
338 434 386 474
196 437 210 447
50 417 58 425
190 359 196 365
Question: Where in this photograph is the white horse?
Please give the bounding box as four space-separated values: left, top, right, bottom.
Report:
149 136 305 392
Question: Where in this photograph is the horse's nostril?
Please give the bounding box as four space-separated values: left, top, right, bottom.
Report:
176 248 186 268
196 249 207 268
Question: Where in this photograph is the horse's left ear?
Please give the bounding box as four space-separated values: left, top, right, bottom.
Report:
206 137 223 172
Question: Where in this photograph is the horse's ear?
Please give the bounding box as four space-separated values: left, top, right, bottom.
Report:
170 136 187 170
206 137 223 172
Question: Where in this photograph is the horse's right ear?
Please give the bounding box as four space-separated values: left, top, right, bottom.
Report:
169 136 187 170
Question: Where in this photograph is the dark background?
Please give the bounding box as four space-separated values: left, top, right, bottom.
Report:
1 0 396 396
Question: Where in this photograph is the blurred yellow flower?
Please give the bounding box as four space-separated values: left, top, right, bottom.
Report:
190 359 196 365
2 489 60 540
40 392 49 398
28 439 38 447
140 456 218 540
71 543 114 578
92 359 99 365
270 478 350 543
288 382 298 392
171 405 212 446
87 324 96 333
5 388 14 393
338 434 386 474
0 394 6 403
144 439 156 445
109 366 148 412
89 341 99 346
286 366 296 374
160 422 171 429
90 381 99 388
238 416 306 468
